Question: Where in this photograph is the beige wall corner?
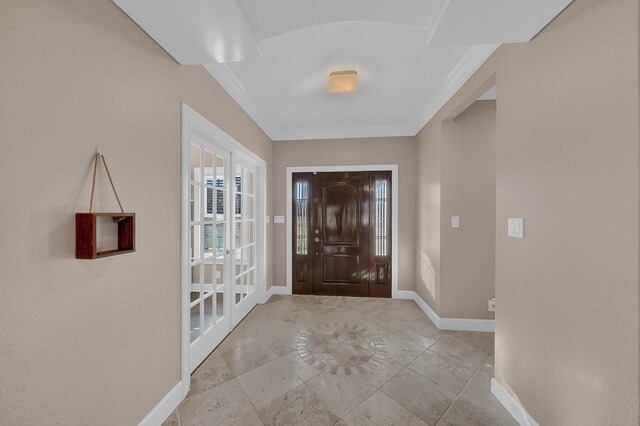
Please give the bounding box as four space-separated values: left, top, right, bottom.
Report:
0 1 272 424
415 0 640 423
440 100 496 320
415 122 443 315
272 137 417 292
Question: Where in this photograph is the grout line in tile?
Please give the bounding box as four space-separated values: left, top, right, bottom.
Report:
335 386 377 423
432 363 481 426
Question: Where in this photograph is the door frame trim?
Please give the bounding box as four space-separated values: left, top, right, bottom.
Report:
180 102 267 393
286 165 399 298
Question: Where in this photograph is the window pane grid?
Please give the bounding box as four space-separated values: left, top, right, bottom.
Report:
375 180 388 256
295 181 309 255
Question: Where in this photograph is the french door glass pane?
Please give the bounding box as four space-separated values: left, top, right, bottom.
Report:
248 247 255 275
191 225 201 262
246 170 254 194
242 272 248 299
204 223 214 257
216 189 224 217
215 256 225 322
235 250 243 278
236 221 243 250
203 293 214 333
203 149 214 170
247 266 255 295
203 259 214 332
216 256 226 320
190 304 200 343
216 155 225 170
215 222 225 255
190 185 202 222
191 264 201 288
235 276 242 304
190 144 200 182
247 196 254 220
247 221 255 245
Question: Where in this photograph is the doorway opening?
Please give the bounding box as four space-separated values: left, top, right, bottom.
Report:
287 166 398 298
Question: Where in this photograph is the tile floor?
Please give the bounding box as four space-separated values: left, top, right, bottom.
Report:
163 295 517 426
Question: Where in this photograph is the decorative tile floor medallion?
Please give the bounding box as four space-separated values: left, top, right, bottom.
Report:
296 322 386 375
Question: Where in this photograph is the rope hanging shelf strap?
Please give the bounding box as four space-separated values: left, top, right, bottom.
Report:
88 152 125 214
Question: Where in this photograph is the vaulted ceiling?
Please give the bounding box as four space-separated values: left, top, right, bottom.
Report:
114 0 572 140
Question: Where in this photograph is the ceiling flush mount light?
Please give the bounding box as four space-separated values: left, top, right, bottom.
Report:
329 70 358 93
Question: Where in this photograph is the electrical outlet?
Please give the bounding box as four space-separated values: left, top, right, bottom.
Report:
488 297 496 312
274 215 285 224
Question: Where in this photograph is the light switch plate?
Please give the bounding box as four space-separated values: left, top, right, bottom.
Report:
451 216 460 228
508 218 524 238
274 215 285 224
488 297 496 312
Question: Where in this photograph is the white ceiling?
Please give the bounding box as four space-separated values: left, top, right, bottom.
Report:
113 0 572 140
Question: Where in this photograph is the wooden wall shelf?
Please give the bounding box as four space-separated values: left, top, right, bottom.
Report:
76 213 136 259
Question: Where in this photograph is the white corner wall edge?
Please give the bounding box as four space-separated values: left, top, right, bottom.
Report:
260 284 292 304
491 378 540 426
409 291 495 332
138 381 187 426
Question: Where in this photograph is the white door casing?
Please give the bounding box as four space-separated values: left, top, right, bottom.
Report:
181 103 267 378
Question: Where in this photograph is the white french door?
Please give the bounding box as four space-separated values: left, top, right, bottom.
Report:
230 159 258 328
183 106 263 373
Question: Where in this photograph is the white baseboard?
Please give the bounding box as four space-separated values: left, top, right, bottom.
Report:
138 381 187 426
407 291 495 332
260 285 291 304
491 378 539 426
410 291 441 328
438 317 495 332
394 290 417 300
261 288 493 332
271 285 292 295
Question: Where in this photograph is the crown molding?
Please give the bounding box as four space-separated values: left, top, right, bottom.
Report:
206 45 500 141
409 44 500 134
204 64 278 139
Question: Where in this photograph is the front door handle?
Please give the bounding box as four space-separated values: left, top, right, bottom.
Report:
314 237 320 243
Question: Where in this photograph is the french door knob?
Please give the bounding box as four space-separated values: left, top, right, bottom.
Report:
314 237 320 242
314 229 320 234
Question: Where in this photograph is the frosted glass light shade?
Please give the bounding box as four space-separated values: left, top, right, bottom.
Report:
329 70 358 93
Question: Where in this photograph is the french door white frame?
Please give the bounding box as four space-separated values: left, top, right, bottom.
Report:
180 103 267 390
285 165 399 298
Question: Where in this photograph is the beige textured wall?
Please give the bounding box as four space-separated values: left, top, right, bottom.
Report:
440 100 496 319
494 0 639 423
416 0 639 423
272 137 417 291
0 1 272 425
415 120 442 314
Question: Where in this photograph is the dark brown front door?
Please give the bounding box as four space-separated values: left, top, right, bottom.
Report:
292 171 391 297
